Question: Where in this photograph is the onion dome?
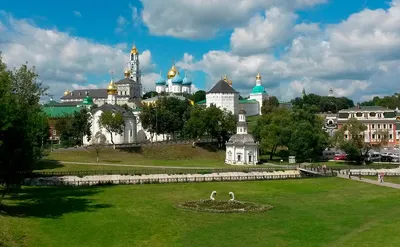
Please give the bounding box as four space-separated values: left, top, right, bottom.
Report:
64 90 70 96
82 95 93 105
171 74 183 84
251 85 267 94
124 69 131 78
130 45 138 55
156 76 166 85
182 75 192 85
239 108 246 114
167 65 178 79
107 79 117 95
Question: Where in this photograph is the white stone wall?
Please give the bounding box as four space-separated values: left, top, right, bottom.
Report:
156 85 165 94
206 93 239 115
249 93 268 115
182 85 191 94
83 110 137 146
225 144 258 165
240 103 259 116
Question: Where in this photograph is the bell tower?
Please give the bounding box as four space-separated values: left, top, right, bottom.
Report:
130 45 140 83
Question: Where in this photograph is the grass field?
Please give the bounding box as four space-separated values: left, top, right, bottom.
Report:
2 178 400 247
45 145 226 168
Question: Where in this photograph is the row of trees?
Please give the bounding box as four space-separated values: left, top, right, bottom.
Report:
253 105 329 161
360 93 400 109
55 108 92 146
0 57 50 203
291 93 354 113
139 97 236 146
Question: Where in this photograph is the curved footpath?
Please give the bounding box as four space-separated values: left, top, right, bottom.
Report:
337 173 400 189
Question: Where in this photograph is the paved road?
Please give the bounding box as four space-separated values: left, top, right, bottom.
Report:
337 173 400 189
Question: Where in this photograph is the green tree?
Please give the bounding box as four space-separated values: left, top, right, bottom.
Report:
190 90 206 103
183 105 206 139
259 108 292 159
0 58 49 203
333 118 388 164
99 111 125 148
91 132 107 162
54 108 91 146
261 96 280 114
142 91 158 100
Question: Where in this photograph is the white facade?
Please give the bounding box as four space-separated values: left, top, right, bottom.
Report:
249 73 268 115
225 110 259 165
155 65 192 95
206 93 239 115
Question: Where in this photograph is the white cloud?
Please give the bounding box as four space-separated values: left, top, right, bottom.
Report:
0 13 156 100
177 0 400 102
115 16 128 34
294 22 320 34
141 72 159 92
230 8 297 55
0 20 6 32
72 83 98 90
73 11 81 18
129 4 141 27
140 0 327 39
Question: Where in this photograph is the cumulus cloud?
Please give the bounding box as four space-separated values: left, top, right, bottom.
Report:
140 0 327 39
178 0 400 101
230 8 297 55
0 13 156 99
115 16 128 34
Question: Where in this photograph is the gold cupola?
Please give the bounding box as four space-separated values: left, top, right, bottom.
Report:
167 65 178 79
130 45 138 55
64 90 70 96
256 72 262 80
107 79 117 95
124 69 131 78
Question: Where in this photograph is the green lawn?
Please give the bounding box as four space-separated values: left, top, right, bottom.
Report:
46 145 226 168
2 178 400 246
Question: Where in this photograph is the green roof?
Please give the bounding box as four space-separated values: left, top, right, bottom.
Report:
82 96 94 105
239 99 258 104
42 106 80 118
251 85 267 94
196 99 206 105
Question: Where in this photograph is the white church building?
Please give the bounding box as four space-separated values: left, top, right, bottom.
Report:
83 79 137 146
200 73 269 116
225 109 259 165
155 63 193 95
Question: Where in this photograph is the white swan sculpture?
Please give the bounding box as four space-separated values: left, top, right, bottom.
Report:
229 192 235 201
210 191 217 200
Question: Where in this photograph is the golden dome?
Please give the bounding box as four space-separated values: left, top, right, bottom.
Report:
256 72 262 80
167 65 178 79
228 79 232 86
130 45 138 55
223 74 228 82
107 79 117 95
64 90 70 96
124 69 130 78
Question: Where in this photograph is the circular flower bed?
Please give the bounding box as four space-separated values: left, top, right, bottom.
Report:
178 199 273 213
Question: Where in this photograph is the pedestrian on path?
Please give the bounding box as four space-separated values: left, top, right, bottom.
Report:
380 172 385 183
378 173 381 182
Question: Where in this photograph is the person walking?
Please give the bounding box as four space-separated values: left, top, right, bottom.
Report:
380 172 385 183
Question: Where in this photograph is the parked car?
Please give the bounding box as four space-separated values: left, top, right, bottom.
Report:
367 152 381 162
334 153 347 160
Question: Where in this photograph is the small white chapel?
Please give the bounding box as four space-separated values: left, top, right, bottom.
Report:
225 109 259 165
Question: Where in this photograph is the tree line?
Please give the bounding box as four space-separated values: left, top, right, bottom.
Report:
139 97 236 146
291 93 354 113
360 93 400 109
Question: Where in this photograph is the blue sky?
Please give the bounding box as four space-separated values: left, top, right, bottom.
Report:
1 0 399 102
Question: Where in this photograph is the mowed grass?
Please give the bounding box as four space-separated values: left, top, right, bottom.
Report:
2 178 400 247
45 145 226 169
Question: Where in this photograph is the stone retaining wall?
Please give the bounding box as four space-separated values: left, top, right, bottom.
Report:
24 170 302 186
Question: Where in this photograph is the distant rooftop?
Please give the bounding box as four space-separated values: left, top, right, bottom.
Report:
339 106 392 112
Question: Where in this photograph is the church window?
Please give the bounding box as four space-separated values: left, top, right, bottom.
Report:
237 155 241 162
248 155 252 162
390 134 393 139
129 130 133 137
